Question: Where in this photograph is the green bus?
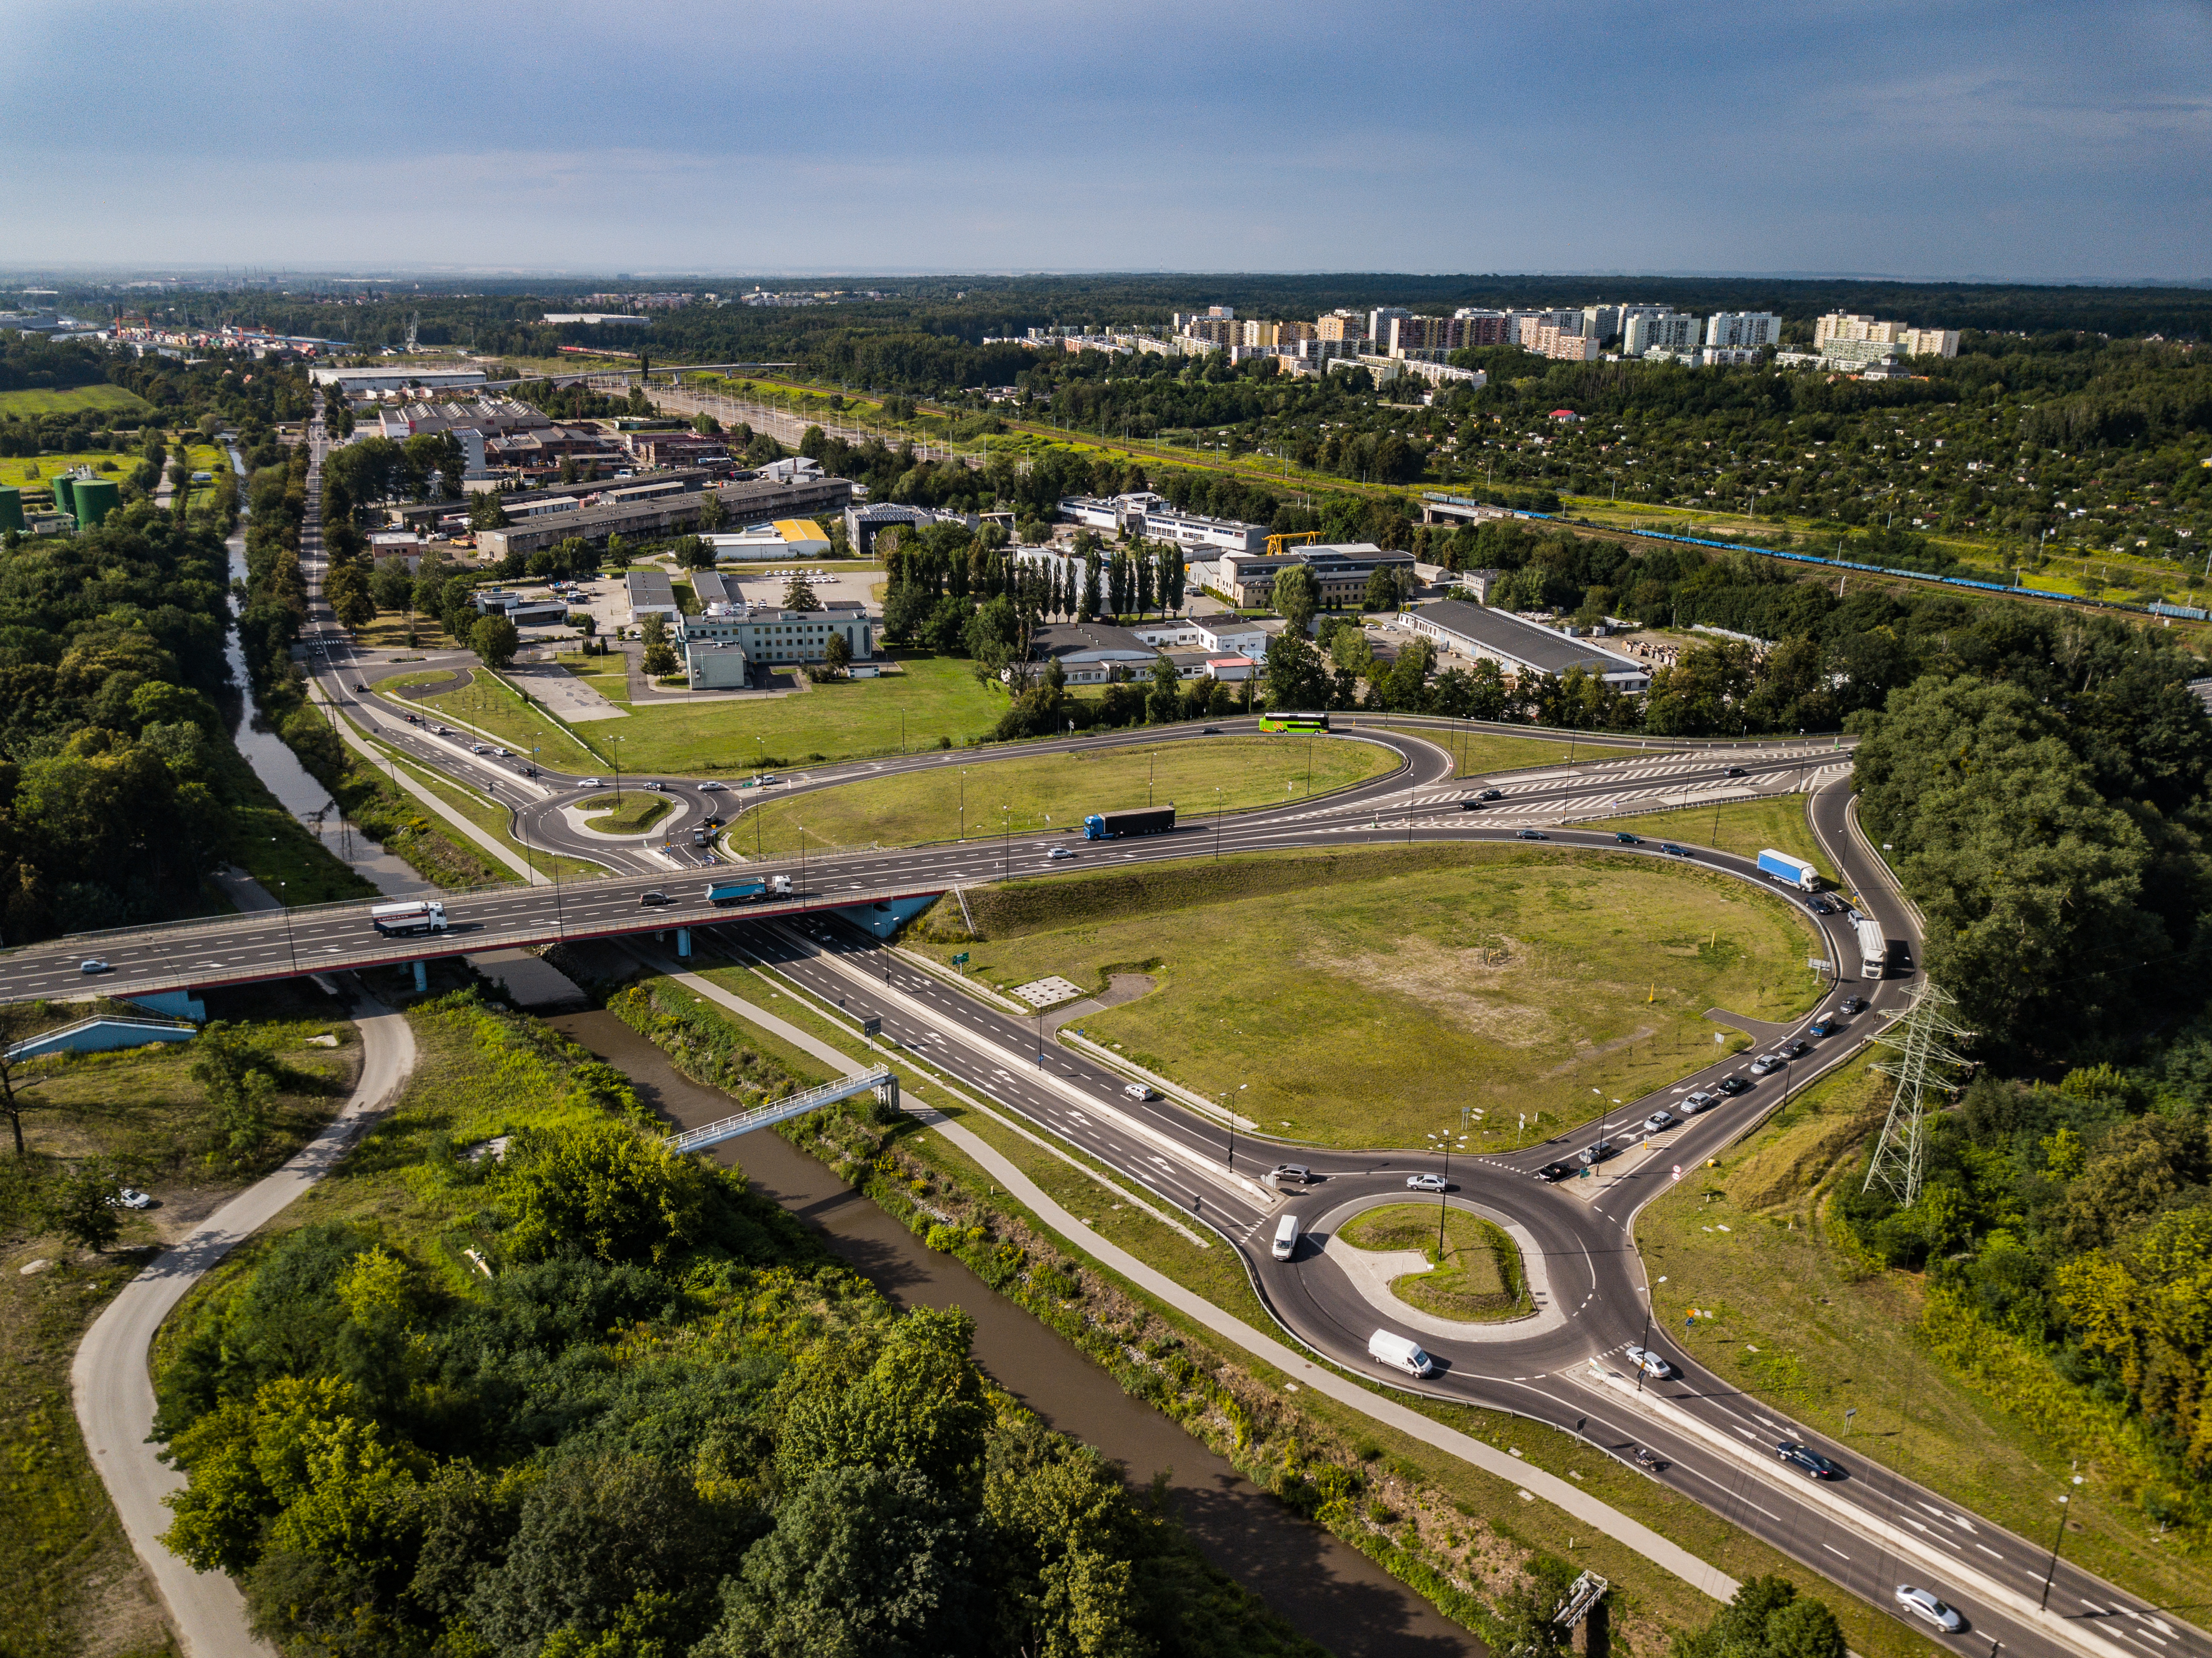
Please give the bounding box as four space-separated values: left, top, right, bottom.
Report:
1258 711 1329 733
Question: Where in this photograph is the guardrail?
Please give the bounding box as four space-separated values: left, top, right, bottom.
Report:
665 1066 894 1153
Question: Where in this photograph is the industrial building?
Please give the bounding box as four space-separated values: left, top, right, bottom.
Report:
388 467 717 532
843 501 983 557
1056 492 1269 555
308 365 489 396
1215 543 1418 610
476 474 851 558
625 570 680 623
1397 599 1650 689
705 519 832 561
470 588 570 625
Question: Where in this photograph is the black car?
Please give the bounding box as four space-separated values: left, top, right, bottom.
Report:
1779 1038 1811 1060
355 683 370 693
1614 832 1642 844
1714 1075 1750 1096
1808 896 1834 914
1776 1441 1845 1479
1477 787 1505 801
1535 1160 1577 1183
1724 765 1748 778
638 891 673 907
1201 726 1223 734
1839 994 1867 1014
1517 828 1547 841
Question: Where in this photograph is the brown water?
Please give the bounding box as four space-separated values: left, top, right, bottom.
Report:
551 1011 1483 1658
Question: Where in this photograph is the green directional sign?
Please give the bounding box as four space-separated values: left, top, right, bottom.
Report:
951 952 970 966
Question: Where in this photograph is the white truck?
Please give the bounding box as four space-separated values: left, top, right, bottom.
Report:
1854 912 1886 979
1368 1328 1438 1378
1756 848 1819 892
370 900 448 937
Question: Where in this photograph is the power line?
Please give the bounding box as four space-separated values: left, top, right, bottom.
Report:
1863 979 1975 1207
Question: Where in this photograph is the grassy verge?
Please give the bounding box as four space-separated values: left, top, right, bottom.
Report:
911 845 1820 1150
1641 1055 2202 1615
553 650 631 704
741 734 1395 856
1339 1203 1531 1321
1584 795 1838 885
1365 723 1659 777
210 735 380 906
578 790 674 835
0 987 358 1658
611 939 1942 1658
400 669 605 772
415 651 1007 774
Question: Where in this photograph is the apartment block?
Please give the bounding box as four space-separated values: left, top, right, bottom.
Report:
1533 325 1601 362
1450 309 1515 346
1623 312 1702 356
1368 307 1412 348
1901 328 1961 357
1704 311 1782 350
1316 312 1365 343
1814 312 1906 347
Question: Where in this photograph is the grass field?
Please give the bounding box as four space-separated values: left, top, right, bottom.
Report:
579 789 673 834
1366 723 1657 778
921 844 1822 1149
1339 1202 1530 1321
0 451 132 494
737 734 1395 856
555 650 631 703
0 385 153 419
1641 1056 2199 1616
1587 794 1838 885
411 653 1011 775
0 991 357 1658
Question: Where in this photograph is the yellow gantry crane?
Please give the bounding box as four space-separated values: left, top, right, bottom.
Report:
1265 530 1320 556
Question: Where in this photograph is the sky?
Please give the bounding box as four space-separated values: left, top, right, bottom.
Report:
7 0 2209 283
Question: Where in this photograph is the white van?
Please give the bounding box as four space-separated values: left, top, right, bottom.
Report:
1271 1214 1302 1261
1368 1329 1438 1378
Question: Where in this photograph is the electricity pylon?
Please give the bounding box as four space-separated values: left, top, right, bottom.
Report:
1863 979 1975 1207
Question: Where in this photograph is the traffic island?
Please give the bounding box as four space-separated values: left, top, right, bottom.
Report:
576 790 674 835
1318 1196 1561 1342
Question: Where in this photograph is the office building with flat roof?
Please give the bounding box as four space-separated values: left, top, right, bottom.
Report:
1399 599 1649 689
477 474 851 558
1217 543 1417 610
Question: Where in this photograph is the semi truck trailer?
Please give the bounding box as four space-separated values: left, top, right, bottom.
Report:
1854 913 1887 978
1083 807 1176 841
1756 848 1820 891
370 900 447 937
706 875 793 906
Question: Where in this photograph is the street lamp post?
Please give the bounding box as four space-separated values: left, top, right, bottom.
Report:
2038 1478 2085 1611
1219 1083 1246 1167
1425 1130 1470 1260
276 881 296 975
1001 807 1011 879
610 734 624 803
960 769 967 841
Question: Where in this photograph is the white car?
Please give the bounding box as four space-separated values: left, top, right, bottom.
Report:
1405 1172 1448 1193
1679 1090 1716 1115
471 743 492 755
79 958 111 975
698 780 725 792
494 747 512 757
1623 1345 1674 1379
1641 1110 1676 1134
1122 1083 1156 1101
580 778 605 788
1748 1053 1782 1076
1048 847 1077 861
1895 1587 1964 1633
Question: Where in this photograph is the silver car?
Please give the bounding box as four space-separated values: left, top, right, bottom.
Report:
1895 1587 1964 1633
1748 1053 1782 1076
1623 1344 1674 1379
1678 1090 1716 1115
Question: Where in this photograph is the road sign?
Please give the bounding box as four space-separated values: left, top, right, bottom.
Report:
951 952 970 966
861 1016 882 1039
1672 1164 1682 1181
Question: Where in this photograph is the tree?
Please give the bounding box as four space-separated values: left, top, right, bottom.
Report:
1273 563 1320 634
325 564 375 631
782 570 824 612
192 1022 280 1167
469 489 509 529
1079 557 1100 623
1261 631 1329 711
496 1121 713 1265
673 535 717 573
470 614 520 670
42 1157 123 1251
1147 653 1181 724
1362 562 1407 612
696 489 725 530
0 1006 56 1157
604 534 629 570
822 632 852 679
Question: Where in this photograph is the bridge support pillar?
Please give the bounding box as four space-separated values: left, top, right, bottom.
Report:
676 928 692 960
411 960 427 993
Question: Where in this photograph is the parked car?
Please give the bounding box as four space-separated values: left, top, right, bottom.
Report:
111 1187 154 1210
1748 1053 1782 1075
1623 1345 1674 1379
1516 828 1547 841
1048 847 1077 861
1641 1110 1677 1134
1405 1172 1448 1193
1776 1441 1844 1479
1122 1083 1156 1102
1614 832 1642 844
79 958 110 975
1535 1160 1577 1183
638 891 672 907
1716 1075 1752 1096
1679 1090 1716 1114
1894 1587 1964 1633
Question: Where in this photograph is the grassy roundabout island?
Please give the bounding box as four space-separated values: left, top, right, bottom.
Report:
738 734 1395 856
916 842 1823 1149
1338 1202 1533 1322
578 790 674 835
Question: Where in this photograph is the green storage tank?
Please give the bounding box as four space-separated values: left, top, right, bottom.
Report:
51 474 75 517
71 478 119 528
0 486 22 533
